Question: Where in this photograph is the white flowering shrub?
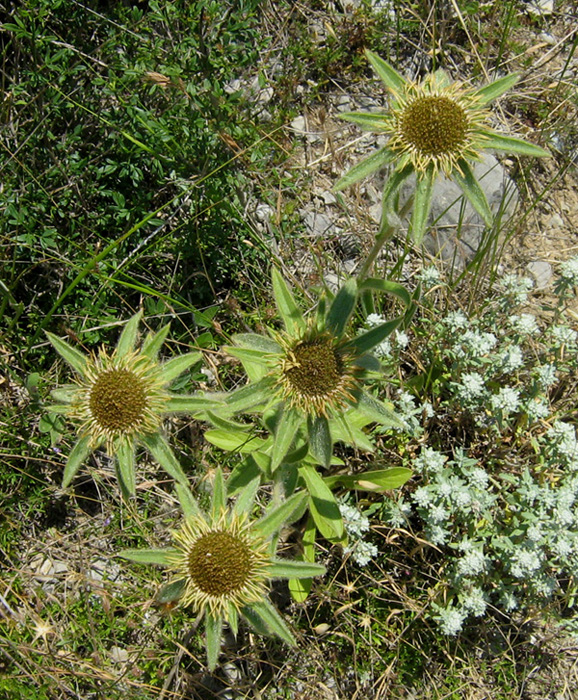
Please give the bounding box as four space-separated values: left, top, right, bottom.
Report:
372 259 578 635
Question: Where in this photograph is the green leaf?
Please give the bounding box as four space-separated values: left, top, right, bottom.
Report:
50 385 77 403
141 323 171 359
116 311 142 359
355 391 405 428
482 132 549 157
288 515 316 602
411 166 435 244
271 407 303 472
222 378 276 414
474 73 519 105
339 111 388 132
344 317 402 355
164 394 222 414
307 415 332 468
228 603 239 638
62 435 93 488
232 333 281 354
204 428 266 454
156 578 186 604
242 600 295 646
358 279 411 307
233 475 261 516
205 613 223 671
141 433 188 486
46 332 88 377
116 441 136 498
365 49 407 93
332 413 376 452
326 278 358 337
381 161 414 210
175 482 202 518
254 491 307 539
205 411 253 432
224 347 271 382
325 467 413 491
227 456 263 495
118 548 178 566
159 352 202 384
452 159 493 226
272 267 305 335
268 559 326 578
210 468 226 518
333 146 396 192
300 465 345 542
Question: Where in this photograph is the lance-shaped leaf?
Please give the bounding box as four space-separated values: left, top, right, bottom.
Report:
175 481 203 518
483 133 549 157
365 49 407 93
50 385 80 403
233 475 261 516
156 578 186 604
116 441 136 498
141 433 189 486
222 377 276 414
225 346 272 382
326 278 358 337
381 161 414 211
211 468 226 519
334 146 396 192
343 317 402 355
272 267 306 335
300 465 345 543
339 111 388 132
271 407 303 472
232 333 281 354
452 159 493 226
159 352 202 384
359 278 411 307
62 435 93 488
356 391 405 428
288 515 316 603
46 332 88 377
332 413 375 452
268 559 326 578
205 613 224 671
118 548 179 565
116 311 142 358
204 428 266 454
473 73 519 105
325 467 413 491
254 491 307 539
411 165 435 244
141 323 171 359
242 600 295 646
164 394 223 413
307 415 332 468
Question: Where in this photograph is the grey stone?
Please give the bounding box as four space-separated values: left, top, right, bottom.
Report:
109 646 128 663
548 213 565 229
303 210 340 238
526 260 553 289
290 116 306 134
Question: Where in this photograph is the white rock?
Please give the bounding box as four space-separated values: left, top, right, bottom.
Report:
109 646 129 664
526 260 552 289
290 116 306 134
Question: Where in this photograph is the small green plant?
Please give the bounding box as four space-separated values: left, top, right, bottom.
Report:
120 468 325 670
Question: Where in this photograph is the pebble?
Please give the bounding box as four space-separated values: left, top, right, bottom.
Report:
109 646 128 664
526 260 553 289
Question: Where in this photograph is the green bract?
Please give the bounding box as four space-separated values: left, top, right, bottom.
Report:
46 311 219 496
336 50 549 244
119 469 324 670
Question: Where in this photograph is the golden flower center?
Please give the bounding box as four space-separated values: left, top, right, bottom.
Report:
401 96 468 156
89 368 147 432
284 339 343 398
188 531 253 597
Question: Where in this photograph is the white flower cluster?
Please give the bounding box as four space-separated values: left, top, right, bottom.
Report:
418 266 442 289
536 363 557 388
453 330 497 360
498 274 534 305
496 345 524 373
546 421 578 470
509 313 539 335
490 386 520 415
443 310 469 331
339 502 379 567
456 372 486 403
434 604 466 636
550 325 578 348
559 255 578 286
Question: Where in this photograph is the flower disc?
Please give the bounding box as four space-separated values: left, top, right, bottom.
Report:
188 530 254 598
89 368 147 433
401 96 468 157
